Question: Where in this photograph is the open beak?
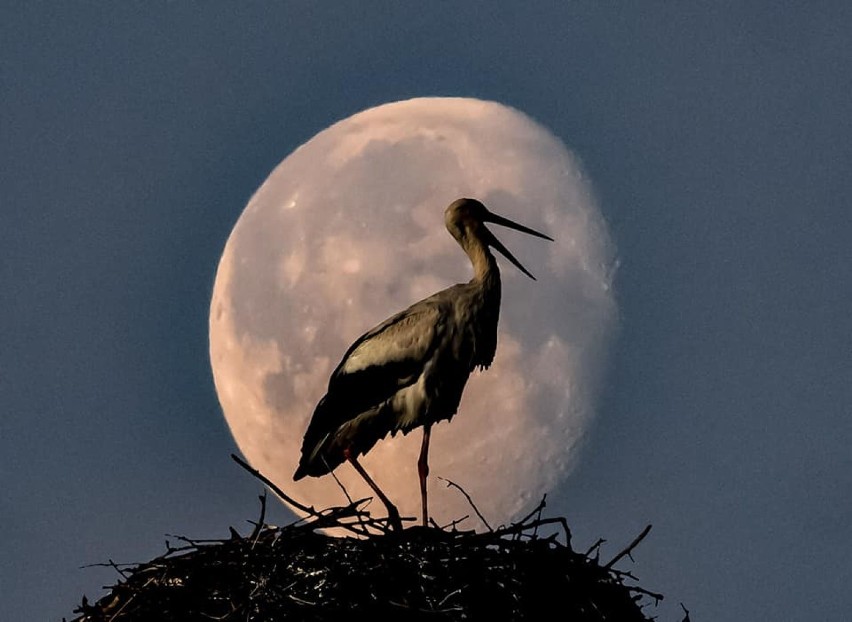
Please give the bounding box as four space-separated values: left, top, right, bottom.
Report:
484 211 554 280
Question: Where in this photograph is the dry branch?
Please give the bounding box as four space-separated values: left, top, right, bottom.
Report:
69 461 667 621
605 524 653 569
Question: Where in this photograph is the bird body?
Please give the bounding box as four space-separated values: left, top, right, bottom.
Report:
294 267 500 480
293 198 551 528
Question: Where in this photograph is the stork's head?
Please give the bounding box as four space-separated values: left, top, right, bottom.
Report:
444 198 553 279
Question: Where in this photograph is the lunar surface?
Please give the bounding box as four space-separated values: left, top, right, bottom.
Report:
209 97 616 529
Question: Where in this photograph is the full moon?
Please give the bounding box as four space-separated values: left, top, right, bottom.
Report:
210 97 616 529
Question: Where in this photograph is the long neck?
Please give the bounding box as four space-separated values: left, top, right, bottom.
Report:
461 235 502 370
464 236 500 286
463 236 502 333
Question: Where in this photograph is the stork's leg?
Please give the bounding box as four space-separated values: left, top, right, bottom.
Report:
418 423 432 527
346 451 403 532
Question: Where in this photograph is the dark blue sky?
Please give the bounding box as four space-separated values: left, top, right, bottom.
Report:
2 3 850 620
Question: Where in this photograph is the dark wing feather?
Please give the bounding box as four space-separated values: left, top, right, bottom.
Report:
294 301 443 479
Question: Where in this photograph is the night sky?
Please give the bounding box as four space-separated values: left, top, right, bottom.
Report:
3 3 851 620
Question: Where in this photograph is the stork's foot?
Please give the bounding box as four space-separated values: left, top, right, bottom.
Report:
345 452 404 532
386 505 403 532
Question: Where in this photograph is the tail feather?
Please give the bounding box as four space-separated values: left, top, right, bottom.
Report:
293 395 340 480
293 396 398 481
292 462 312 481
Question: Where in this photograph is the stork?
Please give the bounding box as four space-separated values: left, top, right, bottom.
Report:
293 198 552 530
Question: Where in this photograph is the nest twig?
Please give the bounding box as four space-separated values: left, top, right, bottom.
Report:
69 458 667 622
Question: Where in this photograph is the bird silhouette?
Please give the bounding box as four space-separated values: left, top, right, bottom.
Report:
294 198 552 530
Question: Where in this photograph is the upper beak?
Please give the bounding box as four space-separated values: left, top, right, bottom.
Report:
483 210 554 280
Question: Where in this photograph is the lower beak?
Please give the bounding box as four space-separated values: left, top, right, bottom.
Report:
484 211 553 280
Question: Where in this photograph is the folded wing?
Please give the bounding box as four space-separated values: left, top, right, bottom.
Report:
294 301 444 479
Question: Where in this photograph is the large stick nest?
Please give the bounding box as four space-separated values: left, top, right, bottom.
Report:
69 458 670 622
